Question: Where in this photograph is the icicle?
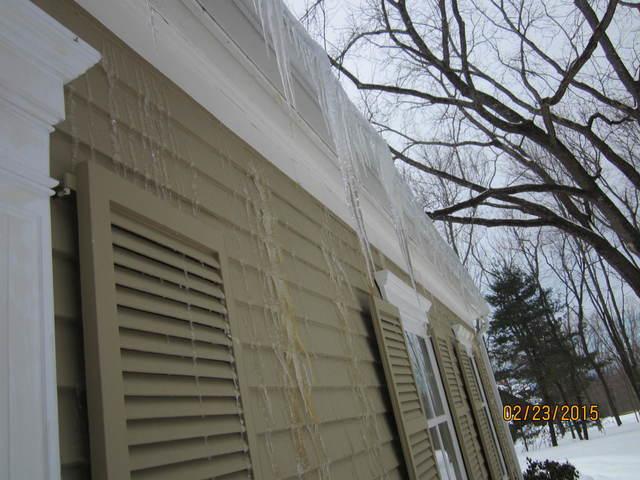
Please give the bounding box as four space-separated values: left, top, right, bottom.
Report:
83 75 98 165
102 44 126 178
248 0 487 314
146 0 160 50
253 0 296 106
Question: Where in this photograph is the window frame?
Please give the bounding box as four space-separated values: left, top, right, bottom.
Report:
408 331 469 480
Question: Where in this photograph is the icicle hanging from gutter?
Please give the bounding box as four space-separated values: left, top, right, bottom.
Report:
252 0 485 314
254 0 297 106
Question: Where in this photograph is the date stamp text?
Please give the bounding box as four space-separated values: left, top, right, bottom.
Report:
503 404 600 422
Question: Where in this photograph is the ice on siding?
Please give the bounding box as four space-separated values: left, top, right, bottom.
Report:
245 166 332 478
251 0 486 314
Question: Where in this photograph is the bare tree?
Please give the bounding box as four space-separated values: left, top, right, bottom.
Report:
510 229 596 437
297 0 640 298
582 245 640 401
543 233 624 425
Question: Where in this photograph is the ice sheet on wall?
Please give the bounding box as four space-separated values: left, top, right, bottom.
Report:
250 0 487 315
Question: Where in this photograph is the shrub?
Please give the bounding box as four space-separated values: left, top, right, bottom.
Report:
522 458 580 480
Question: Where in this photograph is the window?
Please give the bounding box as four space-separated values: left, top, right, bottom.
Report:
374 270 469 480
407 332 468 480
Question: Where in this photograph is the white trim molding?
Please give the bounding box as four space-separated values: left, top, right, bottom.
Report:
452 324 475 356
0 1 100 479
375 270 432 337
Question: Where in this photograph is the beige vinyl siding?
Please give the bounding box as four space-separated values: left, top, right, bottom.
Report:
38 2 514 479
39 0 404 478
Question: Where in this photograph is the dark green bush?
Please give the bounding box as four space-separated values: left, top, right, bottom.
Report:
522 458 580 480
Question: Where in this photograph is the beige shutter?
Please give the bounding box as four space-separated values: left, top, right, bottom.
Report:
76 162 255 480
431 333 488 480
455 344 503 479
370 298 440 480
474 350 521 480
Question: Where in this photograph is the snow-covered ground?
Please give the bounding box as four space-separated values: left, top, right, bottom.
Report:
516 412 640 480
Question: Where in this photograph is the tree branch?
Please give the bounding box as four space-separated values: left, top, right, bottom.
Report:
435 215 550 228
329 56 475 108
546 0 618 106
574 0 640 107
429 184 590 218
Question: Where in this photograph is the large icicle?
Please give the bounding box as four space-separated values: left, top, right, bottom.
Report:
255 0 297 106
250 0 486 314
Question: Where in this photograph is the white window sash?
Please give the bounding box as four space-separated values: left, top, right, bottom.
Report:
416 334 468 480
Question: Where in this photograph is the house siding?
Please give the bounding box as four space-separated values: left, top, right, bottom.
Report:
41 1 402 478
36 1 518 479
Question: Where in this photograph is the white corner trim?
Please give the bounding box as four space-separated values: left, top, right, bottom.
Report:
0 2 100 479
375 270 431 336
452 324 475 356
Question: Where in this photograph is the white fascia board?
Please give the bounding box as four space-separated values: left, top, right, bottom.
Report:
73 0 487 325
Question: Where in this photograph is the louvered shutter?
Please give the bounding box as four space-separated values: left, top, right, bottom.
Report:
474 350 521 480
431 333 488 480
76 162 254 480
455 344 503 479
369 298 440 480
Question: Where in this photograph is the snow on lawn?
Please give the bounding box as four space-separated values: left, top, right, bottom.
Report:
516 413 640 480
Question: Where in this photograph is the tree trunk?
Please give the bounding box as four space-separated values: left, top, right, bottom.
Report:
541 385 559 446
547 420 558 447
595 367 622 426
580 335 623 426
619 355 640 404
522 427 529 452
584 259 640 404
573 421 583 440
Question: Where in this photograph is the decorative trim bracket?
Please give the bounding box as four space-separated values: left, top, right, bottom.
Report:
375 270 432 337
453 324 475 357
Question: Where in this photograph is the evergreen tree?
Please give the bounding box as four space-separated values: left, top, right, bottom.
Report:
486 264 569 446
